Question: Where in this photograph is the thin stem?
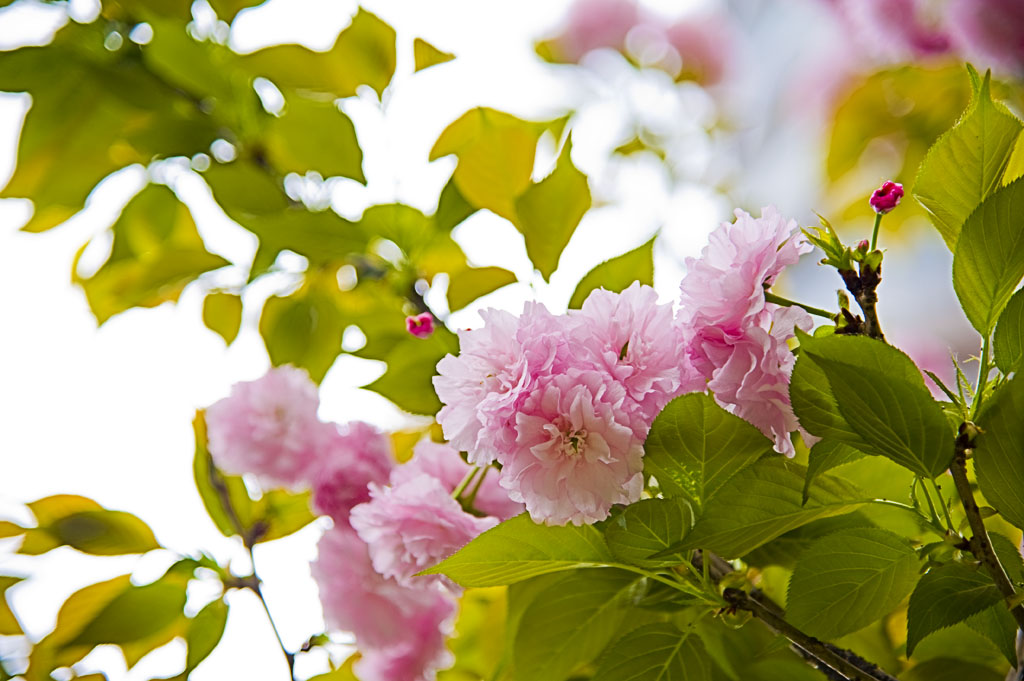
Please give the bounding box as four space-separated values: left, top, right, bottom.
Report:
929 478 956 533
862 498 946 537
248 547 297 681
972 335 992 420
924 370 964 409
463 466 489 509
916 479 944 531
451 466 480 500
870 213 883 251
615 564 709 600
723 589 898 681
764 291 834 319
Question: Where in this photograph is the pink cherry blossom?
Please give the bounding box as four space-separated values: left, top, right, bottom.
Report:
392 440 524 520
311 526 455 654
679 206 812 340
205 365 323 489
500 369 645 526
869 181 904 215
406 312 435 339
571 282 703 424
694 306 814 456
664 13 733 85
354 590 456 681
350 474 498 584
832 0 952 64
946 0 1024 75
311 421 394 522
434 303 571 465
550 0 641 63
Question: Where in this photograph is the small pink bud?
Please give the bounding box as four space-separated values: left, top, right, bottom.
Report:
869 181 904 214
405 312 435 339
857 240 869 251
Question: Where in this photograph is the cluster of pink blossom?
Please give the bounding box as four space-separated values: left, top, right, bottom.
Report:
205 367 521 681
435 205 813 525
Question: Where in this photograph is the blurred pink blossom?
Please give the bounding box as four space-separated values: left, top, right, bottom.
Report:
570 282 702 422
311 422 394 523
501 369 645 526
548 0 641 63
664 13 733 85
392 440 524 520
350 474 498 584
205 365 324 489
946 0 1024 75
406 312 435 339
354 591 456 681
833 0 953 63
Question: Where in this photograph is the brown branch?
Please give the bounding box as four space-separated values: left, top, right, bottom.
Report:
838 265 885 341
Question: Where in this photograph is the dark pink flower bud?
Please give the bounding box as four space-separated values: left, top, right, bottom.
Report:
869 181 904 214
405 312 435 338
857 240 869 251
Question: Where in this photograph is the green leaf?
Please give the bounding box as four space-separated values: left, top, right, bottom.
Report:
952 176 1024 334
785 527 920 639
797 333 954 478
913 67 1023 250
674 458 865 559
604 498 693 568
238 9 396 98
644 393 774 513
430 107 542 222
259 274 344 383
790 346 864 446
1003 129 1024 185
569 237 655 309
424 513 616 587
203 292 243 345
0 521 24 539
434 176 476 232
247 209 366 279
191 412 257 539
494 573 569 681
514 569 644 681
75 184 230 324
413 38 454 72
265 95 365 183
989 532 1024 584
514 137 591 280
207 0 263 22
899 658 1003 681
185 598 229 673
993 287 1024 374
364 333 457 415
254 489 316 542
592 623 712 681
0 576 23 636
202 159 291 224
966 603 1018 668
803 440 867 504
446 266 517 311
65 578 187 649
906 562 1003 656
50 510 161 556
975 375 1024 531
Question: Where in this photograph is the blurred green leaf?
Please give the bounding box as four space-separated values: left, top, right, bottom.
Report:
430 107 542 222
365 332 456 415
203 292 243 345
0 521 24 539
254 489 316 542
440 587 505 680
591 623 712 681
644 393 773 513
413 37 454 72
569 237 654 309
913 67 1022 250
952 177 1024 335
27 495 103 525
900 659 1002 681
239 8 396 98
435 175 477 233
208 0 264 22
266 95 365 182
65 578 187 649
447 266 516 311
185 598 229 674
0 576 23 636
907 563 1002 656
50 510 161 556
75 184 230 324
259 275 344 383
603 498 692 568
203 159 292 223
786 527 920 640
192 412 258 539
993 287 1024 374
965 603 1017 668
514 138 591 280
104 0 193 20
248 208 366 279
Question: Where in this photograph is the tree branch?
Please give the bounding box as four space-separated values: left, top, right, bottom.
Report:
838 265 885 341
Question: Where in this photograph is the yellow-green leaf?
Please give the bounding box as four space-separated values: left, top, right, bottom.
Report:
266 95 365 183
0 576 23 636
203 292 243 345
413 37 454 72
447 266 517 311
569 237 654 309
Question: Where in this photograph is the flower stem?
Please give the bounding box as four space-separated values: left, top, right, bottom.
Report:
870 213 883 251
928 478 956 533
451 466 480 500
972 335 992 420
764 292 834 319
248 546 297 681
